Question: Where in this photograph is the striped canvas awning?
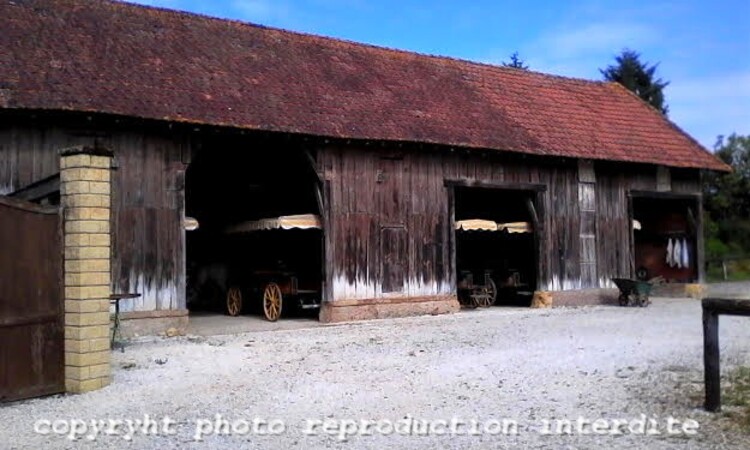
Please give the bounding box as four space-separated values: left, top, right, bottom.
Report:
455 219 532 233
225 214 322 233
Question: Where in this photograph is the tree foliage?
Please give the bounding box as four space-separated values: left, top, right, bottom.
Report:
502 52 529 70
600 49 669 115
703 134 750 260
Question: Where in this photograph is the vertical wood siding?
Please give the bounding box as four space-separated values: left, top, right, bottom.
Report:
1 116 704 309
320 148 702 301
0 120 187 312
321 146 600 300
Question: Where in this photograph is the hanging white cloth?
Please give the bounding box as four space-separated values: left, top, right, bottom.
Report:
681 238 690 268
666 238 674 267
673 239 682 269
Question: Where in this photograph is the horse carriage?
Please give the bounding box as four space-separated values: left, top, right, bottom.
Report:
220 214 323 321
457 270 497 308
454 219 533 308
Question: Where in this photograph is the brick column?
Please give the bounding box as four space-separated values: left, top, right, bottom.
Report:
60 146 113 393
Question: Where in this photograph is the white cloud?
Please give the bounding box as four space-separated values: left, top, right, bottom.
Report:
542 23 658 59
481 16 749 149
518 22 660 79
667 71 750 148
481 21 661 80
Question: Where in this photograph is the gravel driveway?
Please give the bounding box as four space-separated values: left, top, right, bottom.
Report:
2 297 749 449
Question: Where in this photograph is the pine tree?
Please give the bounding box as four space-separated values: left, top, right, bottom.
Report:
502 52 529 70
600 49 669 115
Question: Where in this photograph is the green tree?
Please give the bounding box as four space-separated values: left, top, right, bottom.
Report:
600 49 669 115
502 52 529 70
703 134 750 260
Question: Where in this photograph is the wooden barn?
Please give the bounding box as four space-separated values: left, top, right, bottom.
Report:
1 0 729 337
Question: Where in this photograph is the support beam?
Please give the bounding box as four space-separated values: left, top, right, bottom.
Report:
9 173 60 203
702 307 720 412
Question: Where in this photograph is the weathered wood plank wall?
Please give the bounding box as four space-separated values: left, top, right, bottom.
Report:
320 146 576 300
320 145 703 301
1 114 705 311
0 118 187 312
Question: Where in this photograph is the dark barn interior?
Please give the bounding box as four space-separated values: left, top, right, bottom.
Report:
632 196 699 283
454 187 538 306
185 135 323 319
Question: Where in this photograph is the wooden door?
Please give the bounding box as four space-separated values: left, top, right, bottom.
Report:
0 196 64 402
377 157 407 294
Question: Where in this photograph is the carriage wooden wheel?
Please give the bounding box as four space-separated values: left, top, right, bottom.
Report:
226 286 242 316
475 278 497 308
263 282 283 321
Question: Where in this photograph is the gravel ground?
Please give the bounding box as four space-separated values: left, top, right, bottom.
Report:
2 297 749 449
708 281 750 298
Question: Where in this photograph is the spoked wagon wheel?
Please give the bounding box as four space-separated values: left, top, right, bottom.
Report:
637 294 650 307
467 289 482 308
618 293 629 307
226 286 242 316
459 291 477 309
263 282 283 322
476 279 497 308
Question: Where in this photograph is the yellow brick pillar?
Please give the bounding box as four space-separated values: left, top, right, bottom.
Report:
60 146 113 393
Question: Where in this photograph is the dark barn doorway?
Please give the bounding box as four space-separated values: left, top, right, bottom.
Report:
631 194 700 283
185 135 324 323
453 187 539 307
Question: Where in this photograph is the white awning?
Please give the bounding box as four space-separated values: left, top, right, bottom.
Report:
501 221 533 234
455 219 498 231
184 216 199 231
455 219 532 233
225 214 322 233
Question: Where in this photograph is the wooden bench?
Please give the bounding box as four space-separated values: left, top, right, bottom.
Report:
702 297 750 411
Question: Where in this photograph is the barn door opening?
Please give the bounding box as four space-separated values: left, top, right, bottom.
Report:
630 193 700 283
184 134 324 327
453 187 539 307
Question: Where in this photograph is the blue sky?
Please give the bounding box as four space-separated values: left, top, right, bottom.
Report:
129 0 749 150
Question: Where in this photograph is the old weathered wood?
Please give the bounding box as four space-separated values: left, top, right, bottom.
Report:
695 195 706 282
0 111 708 312
445 179 547 192
703 307 720 412
8 173 60 203
0 117 189 313
316 146 698 299
629 190 701 201
703 298 750 316
702 298 750 412
0 196 63 403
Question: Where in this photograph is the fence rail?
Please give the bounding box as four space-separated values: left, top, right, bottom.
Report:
702 297 750 412
705 256 750 281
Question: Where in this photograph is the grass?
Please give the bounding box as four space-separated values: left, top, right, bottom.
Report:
706 259 750 283
722 366 750 432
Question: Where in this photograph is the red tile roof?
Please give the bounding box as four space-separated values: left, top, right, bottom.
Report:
1 0 729 171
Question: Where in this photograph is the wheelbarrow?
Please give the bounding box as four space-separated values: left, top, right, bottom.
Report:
612 278 652 307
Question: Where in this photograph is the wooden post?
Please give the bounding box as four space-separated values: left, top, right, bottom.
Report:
702 298 750 412
702 307 721 412
722 260 728 281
